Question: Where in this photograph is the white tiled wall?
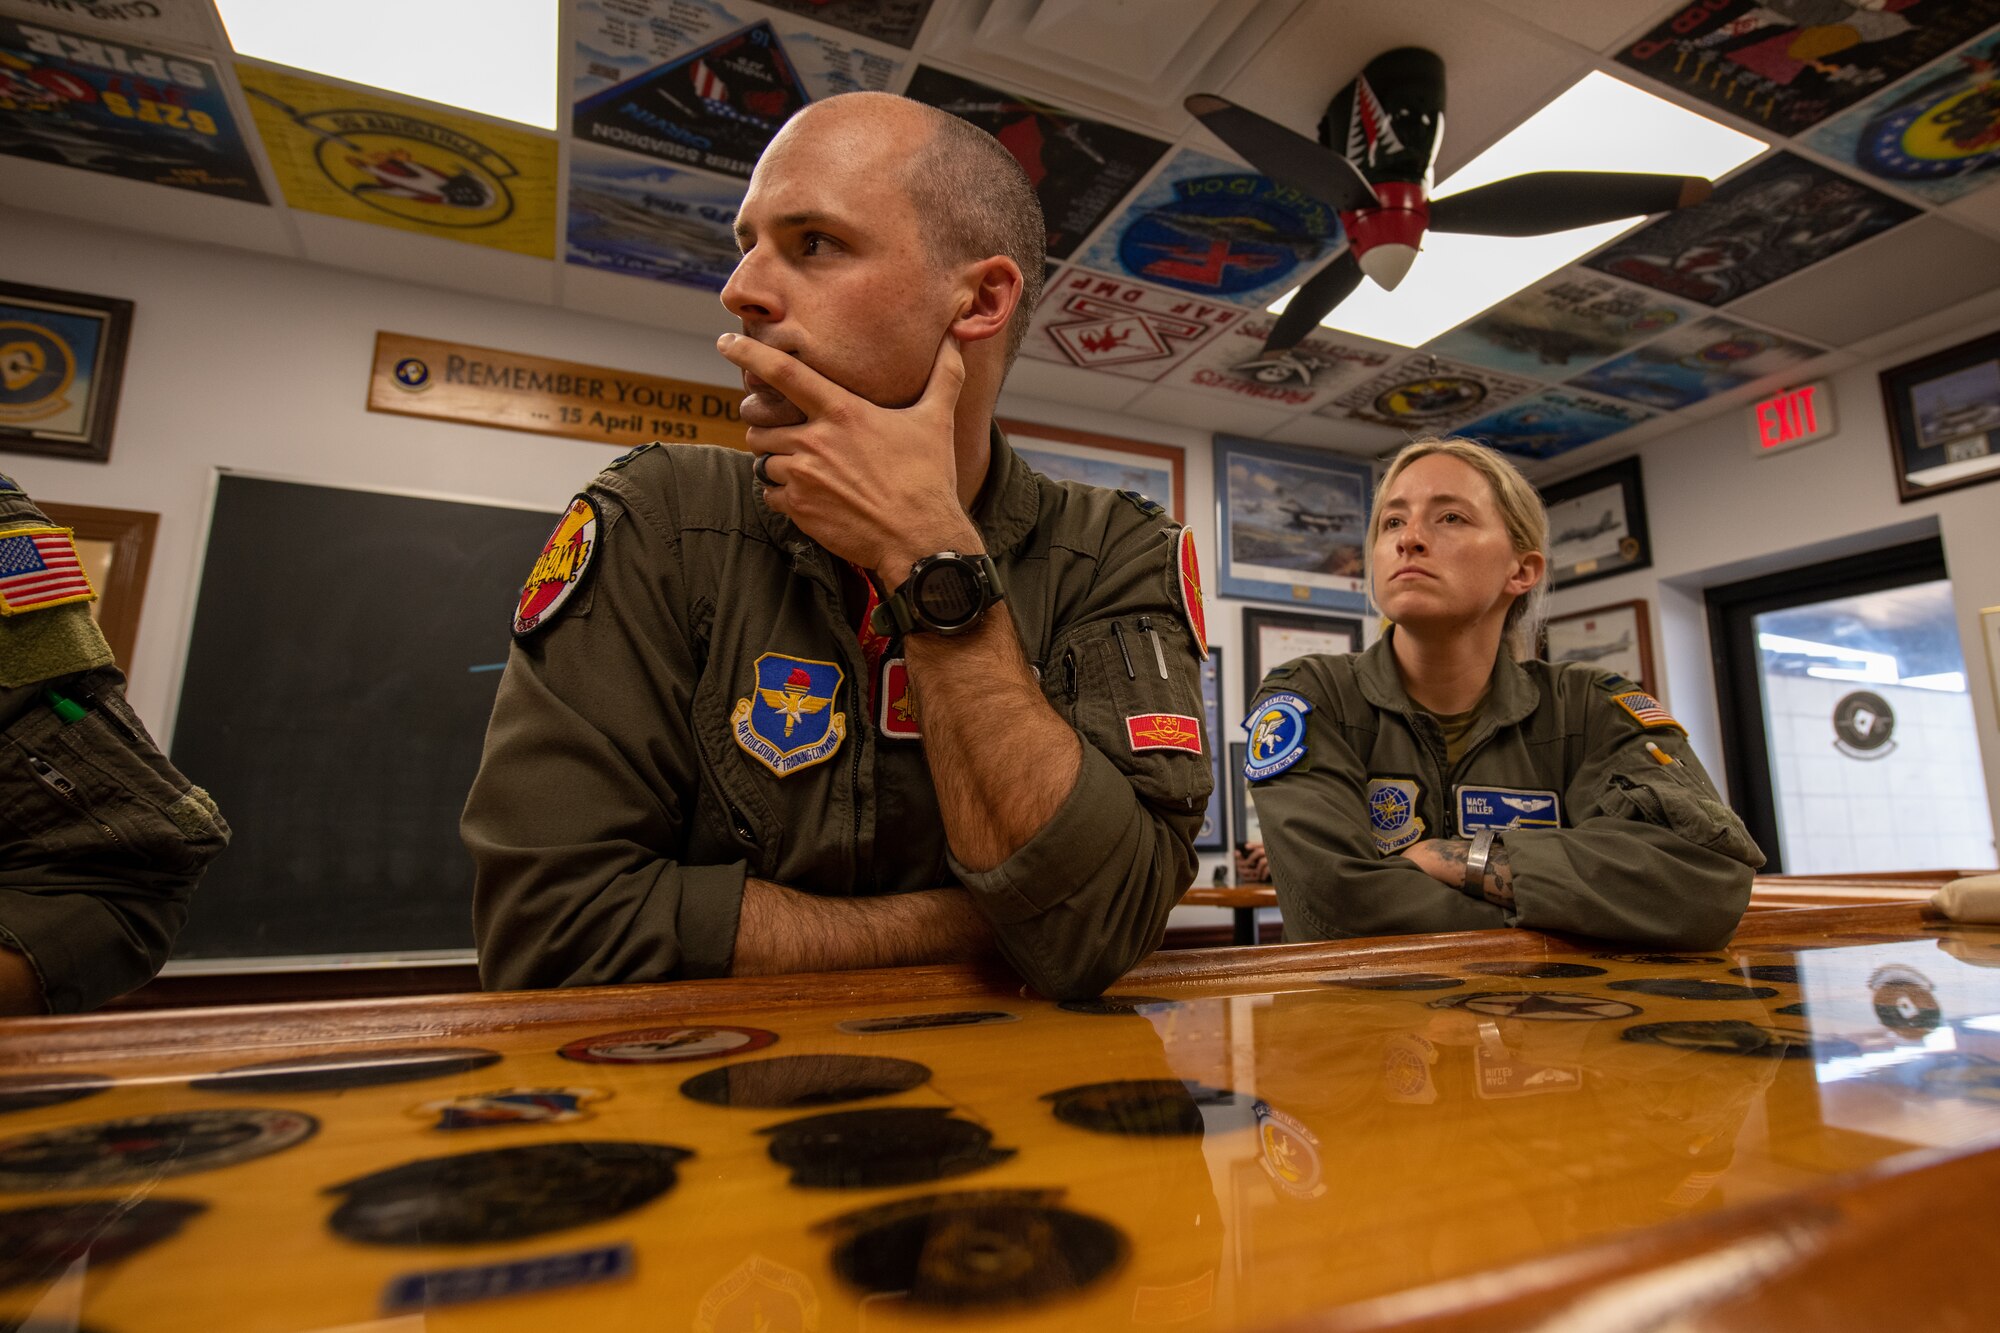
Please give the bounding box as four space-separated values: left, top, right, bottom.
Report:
1767 675 1997 872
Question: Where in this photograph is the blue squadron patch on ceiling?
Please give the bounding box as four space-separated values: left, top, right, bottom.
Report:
1366 777 1424 854
734 652 847 777
514 496 598 637
1242 691 1311 781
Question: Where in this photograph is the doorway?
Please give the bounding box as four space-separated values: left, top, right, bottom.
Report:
1708 537 1996 875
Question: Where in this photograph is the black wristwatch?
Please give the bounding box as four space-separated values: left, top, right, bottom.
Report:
870 551 1005 637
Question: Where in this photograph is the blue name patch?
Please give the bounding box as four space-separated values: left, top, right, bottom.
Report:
1242 691 1312 781
1457 785 1561 833
383 1243 633 1313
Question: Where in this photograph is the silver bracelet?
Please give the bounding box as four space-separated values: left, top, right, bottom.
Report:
1464 828 1496 899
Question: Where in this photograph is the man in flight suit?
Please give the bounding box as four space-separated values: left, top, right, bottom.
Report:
463 93 1212 999
0 474 230 1014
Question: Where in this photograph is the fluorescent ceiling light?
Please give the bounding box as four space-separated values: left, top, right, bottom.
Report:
217 1 558 130
1272 71 1768 349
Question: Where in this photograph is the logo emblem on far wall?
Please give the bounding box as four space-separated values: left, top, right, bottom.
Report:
1833 689 1896 760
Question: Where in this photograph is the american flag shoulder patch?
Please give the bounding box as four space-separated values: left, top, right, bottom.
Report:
0 525 96 616
1611 690 1681 731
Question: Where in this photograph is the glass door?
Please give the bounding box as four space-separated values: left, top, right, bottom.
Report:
1709 538 1996 874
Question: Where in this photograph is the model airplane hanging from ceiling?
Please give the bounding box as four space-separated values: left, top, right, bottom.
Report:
1186 47 1713 371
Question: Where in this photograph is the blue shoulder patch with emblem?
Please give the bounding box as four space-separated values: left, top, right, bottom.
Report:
1241 691 1312 781
1117 489 1165 520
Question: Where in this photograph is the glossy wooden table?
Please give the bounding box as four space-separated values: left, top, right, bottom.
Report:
4 903 1999 1332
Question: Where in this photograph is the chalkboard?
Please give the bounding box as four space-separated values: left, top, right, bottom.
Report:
169 474 558 960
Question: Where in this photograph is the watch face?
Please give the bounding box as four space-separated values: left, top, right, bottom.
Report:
913 559 982 628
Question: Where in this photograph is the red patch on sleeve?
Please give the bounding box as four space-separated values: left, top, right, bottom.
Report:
1127 713 1203 754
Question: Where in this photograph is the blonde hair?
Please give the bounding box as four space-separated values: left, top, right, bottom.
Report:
1365 437 1549 659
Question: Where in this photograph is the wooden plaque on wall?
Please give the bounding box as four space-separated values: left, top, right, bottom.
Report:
367 332 749 452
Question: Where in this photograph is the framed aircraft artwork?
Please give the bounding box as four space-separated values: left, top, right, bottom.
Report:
1214 434 1372 611
1880 327 2000 503
1538 456 1651 591
1543 599 1654 694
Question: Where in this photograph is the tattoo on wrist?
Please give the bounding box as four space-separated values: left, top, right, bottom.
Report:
1433 839 1469 885
1483 845 1516 907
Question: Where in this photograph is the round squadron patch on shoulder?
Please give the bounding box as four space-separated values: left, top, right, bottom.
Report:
514 495 598 637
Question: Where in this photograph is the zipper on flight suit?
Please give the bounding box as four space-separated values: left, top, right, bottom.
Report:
26 753 123 847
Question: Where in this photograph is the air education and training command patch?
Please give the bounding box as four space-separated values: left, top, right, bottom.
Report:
1242 691 1310 781
514 496 597 636
733 653 847 777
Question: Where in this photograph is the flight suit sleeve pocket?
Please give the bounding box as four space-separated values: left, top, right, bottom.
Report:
1 700 224 877
1057 622 1211 811
1604 768 1763 868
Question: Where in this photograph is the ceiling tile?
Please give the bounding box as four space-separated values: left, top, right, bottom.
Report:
0 158 296 257
1729 216 2000 349
1123 383 1296 437
560 264 734 338
1266 412 1403 458
1471 0 1668 55
997 357 1149 414
293 214 557 305
1946 182 2000 240
1219 0 1592 175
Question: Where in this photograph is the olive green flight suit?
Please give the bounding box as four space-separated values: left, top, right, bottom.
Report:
1248 632 1763 950
0 478 230 1013
462 430 1211 999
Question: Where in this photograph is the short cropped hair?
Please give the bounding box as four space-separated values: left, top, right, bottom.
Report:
902 109 1046 363
1366 437 1550 659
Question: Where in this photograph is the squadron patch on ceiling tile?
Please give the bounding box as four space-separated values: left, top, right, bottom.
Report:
1242 692 1310 781
733 653 847 777
1365 777 1424 853
1169 525 1208 659
513 496 597 636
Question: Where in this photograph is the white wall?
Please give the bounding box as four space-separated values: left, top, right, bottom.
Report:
1542 323 2000 863
2 205 1329 925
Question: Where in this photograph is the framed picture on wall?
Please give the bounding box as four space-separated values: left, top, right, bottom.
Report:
1214 434 1371 610
1195 646 1226 852
1544 598 1654 691
1881 329 2000 502
1229 742 1262 852
0 281 133 463
1539 455 1651 590
1000 418 1184 520
34 501 158 673
1242 606 1364 711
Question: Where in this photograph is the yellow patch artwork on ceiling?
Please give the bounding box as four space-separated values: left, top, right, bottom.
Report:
236 63 556 258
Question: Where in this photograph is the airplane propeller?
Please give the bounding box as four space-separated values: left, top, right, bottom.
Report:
1185 48 1714 362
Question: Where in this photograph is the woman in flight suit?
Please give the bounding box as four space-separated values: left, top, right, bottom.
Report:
1245 438 1762 949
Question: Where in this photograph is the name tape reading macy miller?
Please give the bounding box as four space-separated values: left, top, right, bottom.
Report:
366 331 749 451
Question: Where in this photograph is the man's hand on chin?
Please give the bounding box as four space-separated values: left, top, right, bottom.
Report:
717 331 981 589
